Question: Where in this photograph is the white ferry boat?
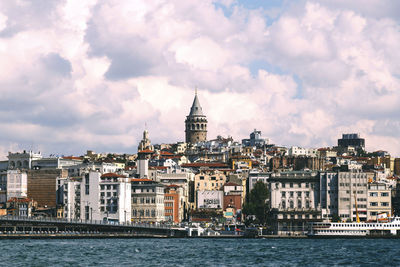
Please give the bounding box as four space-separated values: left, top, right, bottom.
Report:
308 217 400 237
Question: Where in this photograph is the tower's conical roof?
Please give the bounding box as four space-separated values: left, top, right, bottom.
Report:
189 92 204 116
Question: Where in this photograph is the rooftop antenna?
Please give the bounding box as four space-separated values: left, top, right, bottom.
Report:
195 86 198 95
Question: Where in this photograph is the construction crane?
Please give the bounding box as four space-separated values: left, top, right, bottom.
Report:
354 191 360 223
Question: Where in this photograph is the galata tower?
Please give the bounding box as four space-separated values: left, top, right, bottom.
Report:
185 91 207 144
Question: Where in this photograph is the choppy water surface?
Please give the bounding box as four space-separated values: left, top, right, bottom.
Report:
1 238 400 266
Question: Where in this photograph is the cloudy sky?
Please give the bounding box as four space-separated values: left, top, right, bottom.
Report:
0 0 399 158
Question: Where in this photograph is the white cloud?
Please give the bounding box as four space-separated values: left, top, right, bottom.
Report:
0 0 399 157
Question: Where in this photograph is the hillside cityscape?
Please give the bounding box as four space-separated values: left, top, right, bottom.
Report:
1 92 400 236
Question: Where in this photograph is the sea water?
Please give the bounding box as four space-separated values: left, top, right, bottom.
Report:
1 238 399 266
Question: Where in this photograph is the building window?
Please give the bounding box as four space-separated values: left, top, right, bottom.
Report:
290 183 293 188
281 192 286 197
289 201 294 209
369 192 378 197
381 202 389 207
290 192 294 197
297 201 302 209
282 183 285 188
381 192 389 197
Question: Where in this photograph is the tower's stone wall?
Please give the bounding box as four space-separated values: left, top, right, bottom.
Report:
185 93 207 144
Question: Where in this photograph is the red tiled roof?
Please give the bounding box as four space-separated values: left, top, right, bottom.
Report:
7 197 33 203
138 149 154 154
160 155 181 159
160 151 174 156
101 173 126 178
224 182 239 187
166 184 180 188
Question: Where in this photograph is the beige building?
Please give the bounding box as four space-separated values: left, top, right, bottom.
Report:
194 170 226 191
367 183 391 221
131 179 165 222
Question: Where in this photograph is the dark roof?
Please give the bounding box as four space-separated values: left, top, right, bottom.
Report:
101 173 126 178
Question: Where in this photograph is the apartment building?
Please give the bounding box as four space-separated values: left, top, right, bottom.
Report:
337 171 368 222
194 170 226 191
164 185 185 223
367 183 391 220
131 178 164 222
57 171 131 223
269 171 322 234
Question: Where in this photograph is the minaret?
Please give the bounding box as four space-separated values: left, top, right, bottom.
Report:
185 89 207 143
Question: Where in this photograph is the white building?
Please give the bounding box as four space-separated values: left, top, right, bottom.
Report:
197 190 223 209
269 171 322 234
57 177 81 220
8 151 42 169
288 146 317 157
6 170 28 201
58 171 131 223
0 170 28 205
32 157 83 170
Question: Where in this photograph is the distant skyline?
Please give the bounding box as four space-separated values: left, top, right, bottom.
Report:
0 0 399 158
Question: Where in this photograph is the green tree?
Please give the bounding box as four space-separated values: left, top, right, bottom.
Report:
243 181 270 225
